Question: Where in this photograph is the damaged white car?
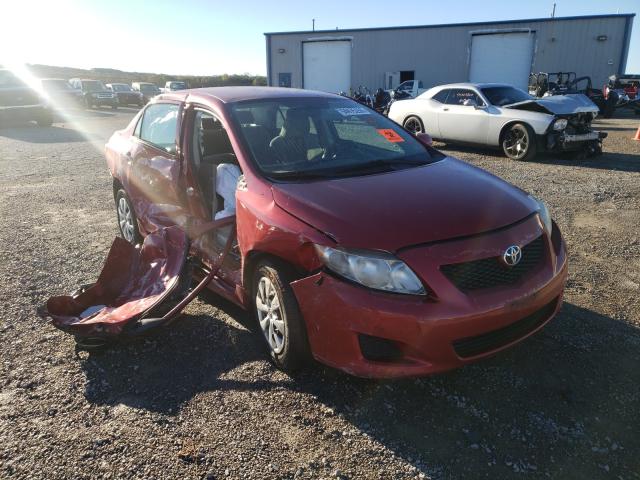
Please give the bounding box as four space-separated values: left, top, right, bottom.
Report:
388 83 606 161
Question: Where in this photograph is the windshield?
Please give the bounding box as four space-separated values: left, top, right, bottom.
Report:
169 82 186 90
140 84 159 93
83 80 107 92
481 86 532 106
230 98 439 180
112 84 132 92
42 79 71 90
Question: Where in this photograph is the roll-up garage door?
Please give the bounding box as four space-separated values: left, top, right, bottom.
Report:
303 40 351 93
469 32 535 90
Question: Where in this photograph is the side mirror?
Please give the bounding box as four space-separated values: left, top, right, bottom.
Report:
474 103 487 110
416 132 433 146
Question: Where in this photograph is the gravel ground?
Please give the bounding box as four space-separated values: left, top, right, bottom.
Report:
1 107 639 479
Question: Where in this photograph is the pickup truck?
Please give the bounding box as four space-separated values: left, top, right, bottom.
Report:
391 80 427 99
0 69 53 127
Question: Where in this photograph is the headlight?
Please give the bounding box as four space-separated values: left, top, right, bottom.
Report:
529 195 552 236
91 93 99 97
314 245 426 295
553 118 568 131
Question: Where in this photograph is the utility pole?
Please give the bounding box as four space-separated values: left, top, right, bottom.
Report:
312 18 315 31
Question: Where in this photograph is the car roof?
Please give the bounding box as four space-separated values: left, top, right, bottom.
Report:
432 82 513 90
158 86 340 104
108 82 127 86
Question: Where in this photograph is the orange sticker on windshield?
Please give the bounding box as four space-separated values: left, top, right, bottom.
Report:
376 129 404 143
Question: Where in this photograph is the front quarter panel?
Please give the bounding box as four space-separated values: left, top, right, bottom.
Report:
236 179 330 291
488 107 554 144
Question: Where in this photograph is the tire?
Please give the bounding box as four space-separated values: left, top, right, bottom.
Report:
403 115 424 134
502 123 537 161
253 260 311 371
603 93 617 119
111 105 118 110
115 189 142 244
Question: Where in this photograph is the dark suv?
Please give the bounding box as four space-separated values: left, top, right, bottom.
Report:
0 69 52 127
69 78 118 109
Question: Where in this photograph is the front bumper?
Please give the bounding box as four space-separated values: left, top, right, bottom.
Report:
544 130 607 152
89 95 118 106
117 93 143 105
291 216 568 378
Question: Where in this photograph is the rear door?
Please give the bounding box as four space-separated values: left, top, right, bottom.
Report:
128 102 187 234
437 88 490 144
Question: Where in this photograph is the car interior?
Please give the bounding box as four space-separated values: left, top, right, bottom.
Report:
190 110 241 261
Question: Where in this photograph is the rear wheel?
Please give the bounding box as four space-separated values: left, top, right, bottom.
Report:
403 115 424 134
502 123 537 161
115 189 141 244
253 260 311 371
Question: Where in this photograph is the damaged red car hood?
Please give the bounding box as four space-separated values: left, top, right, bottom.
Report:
271 157 538 252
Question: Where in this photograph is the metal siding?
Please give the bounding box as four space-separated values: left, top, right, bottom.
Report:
266 15 632 92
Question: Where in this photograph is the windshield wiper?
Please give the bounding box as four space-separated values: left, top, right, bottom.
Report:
268 169 337 180
268 158 430 181
331 158 429 174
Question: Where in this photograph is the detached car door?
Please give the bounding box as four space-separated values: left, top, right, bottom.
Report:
128 102 188 234
436 88 490 144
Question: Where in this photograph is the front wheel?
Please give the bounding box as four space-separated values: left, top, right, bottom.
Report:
253 260 311 371
115 189 141 244
403 115 424 134
502 123 537 161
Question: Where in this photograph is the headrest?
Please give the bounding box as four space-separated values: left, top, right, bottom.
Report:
283 108 310 135
236 110 255 125
201 116 222 131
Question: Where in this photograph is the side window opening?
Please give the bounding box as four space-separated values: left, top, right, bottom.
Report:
432 89 449 103
139 103 179 153
445 89 485 106
190 109 241 222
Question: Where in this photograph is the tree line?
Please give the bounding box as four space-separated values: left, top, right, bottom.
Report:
23 64 267 87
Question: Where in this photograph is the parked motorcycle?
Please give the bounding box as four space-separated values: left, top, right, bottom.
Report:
351 86 374 109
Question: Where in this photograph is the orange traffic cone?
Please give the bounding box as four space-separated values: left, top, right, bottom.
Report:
634 124 640 141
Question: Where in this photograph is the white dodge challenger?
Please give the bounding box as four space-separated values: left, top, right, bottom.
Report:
388 83 606 161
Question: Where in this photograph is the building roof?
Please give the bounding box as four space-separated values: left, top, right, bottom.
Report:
264 13 634 36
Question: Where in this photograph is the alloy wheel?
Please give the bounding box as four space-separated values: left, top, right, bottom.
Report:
117 196 135 243
504 128 528 159
256 276 286 354
404 117 423 134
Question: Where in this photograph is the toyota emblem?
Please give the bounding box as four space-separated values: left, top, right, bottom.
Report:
502 245 522 266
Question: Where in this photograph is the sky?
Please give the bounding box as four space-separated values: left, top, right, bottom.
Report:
1 0 637 76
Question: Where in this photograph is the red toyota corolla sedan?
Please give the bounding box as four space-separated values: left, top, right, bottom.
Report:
102 87 567 378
